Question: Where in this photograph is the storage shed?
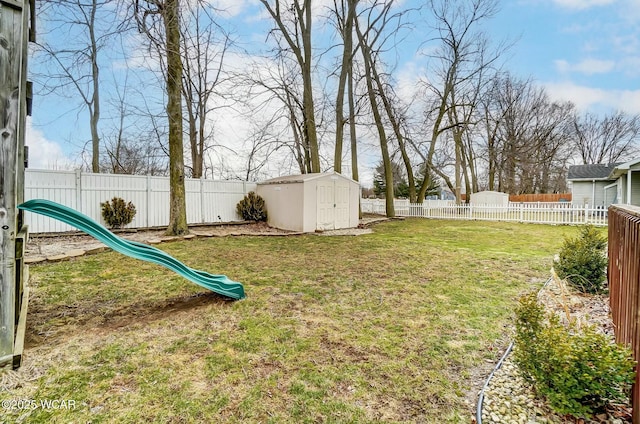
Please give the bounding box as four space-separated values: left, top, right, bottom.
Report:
470 190 509 205
256 172 360 232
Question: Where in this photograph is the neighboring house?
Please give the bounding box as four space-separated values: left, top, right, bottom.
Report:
568 159 640 207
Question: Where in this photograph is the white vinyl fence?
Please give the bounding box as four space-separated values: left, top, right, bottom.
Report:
24 169 257 233
361 198 609 226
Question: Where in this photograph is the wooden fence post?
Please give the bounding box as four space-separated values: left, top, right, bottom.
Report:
608 205 640 424
0 0 31 368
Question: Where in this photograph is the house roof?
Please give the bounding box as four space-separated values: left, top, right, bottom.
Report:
567 163 620 181
609 158 640 179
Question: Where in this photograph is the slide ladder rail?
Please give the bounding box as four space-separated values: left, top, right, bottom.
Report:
18 199 245 300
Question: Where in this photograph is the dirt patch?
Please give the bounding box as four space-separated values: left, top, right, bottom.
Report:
25 219 384 261
24 291 232 349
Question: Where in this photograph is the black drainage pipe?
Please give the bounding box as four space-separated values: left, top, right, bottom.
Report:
475 341 514 424
475 277 553 423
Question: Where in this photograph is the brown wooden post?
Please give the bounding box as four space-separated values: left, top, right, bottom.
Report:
0 0 30 368
608 205 640 424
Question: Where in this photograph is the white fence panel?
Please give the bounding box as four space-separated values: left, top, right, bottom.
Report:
361 198 609 226
185 178 203 225
201 180 257 223
23 169 256 233
81 173 149 229
146 176 170 227
24 170 78 232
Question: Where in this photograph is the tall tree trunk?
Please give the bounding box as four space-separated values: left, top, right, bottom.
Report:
454 131 462 204
356 22 393 217
89 0 100 173
334 0 355 173
348 59 358 182
369 64 416 203
259 0 320 173
165 0 188 235
348 59 361 218
301 0 320 172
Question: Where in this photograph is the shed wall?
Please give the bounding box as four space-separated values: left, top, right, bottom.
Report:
256 183 305 232
303 180 317 233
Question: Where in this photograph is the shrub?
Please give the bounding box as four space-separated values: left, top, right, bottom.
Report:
555 225 607 293
101 197 136 229
514 293 635 418
236 192 267 222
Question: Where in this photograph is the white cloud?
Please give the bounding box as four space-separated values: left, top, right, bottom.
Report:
25 119 77 170
544 81 640 114
396 61 423 103
551 0 616 10
620 56 640 76
205 0 251 18
555 58 616 75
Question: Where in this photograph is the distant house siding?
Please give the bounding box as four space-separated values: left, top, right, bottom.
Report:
595 181 613 206
572 180 615 206
632 172 640 206
572 181 594 205
604 184 618 205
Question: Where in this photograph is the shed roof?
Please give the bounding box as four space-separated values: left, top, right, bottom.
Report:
567 163 620 181
258 172 358 185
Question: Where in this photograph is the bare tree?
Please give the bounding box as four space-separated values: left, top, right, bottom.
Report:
135 0 188 235
34 0 123 172
331 0 358 173
479 73 574 194
100 75 167 175
258 0 321 173
415 0 501 203
571 111 640 165
180 3 234 178
242 54 315 174
354 0 407 217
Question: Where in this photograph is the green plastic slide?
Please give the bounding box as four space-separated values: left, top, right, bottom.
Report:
18 199 245 300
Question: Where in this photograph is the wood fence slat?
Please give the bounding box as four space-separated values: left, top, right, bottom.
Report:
608 205 640 424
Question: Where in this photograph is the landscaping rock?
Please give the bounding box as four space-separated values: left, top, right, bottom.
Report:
478 277 632 423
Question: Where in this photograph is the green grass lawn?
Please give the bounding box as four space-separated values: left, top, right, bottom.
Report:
2 219 588 423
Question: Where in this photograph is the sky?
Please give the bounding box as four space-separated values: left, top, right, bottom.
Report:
26 0 640 183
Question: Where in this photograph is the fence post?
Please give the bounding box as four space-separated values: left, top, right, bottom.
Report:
200 177 205 223
584 204 589 224
519 203 524 223
75 169 82 213
146 175 151 228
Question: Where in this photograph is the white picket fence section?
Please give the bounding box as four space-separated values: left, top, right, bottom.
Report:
24 169 257 233
361 198 609 226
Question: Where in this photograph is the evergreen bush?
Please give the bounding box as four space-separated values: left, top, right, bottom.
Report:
514 293 635 418
101 197 137 229
555 225 608 293
236 192 267 222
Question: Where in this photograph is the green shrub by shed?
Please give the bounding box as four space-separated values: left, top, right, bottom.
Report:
236 191 267 221
100 197 136 229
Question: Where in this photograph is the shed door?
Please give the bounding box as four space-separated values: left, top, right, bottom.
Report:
317 178 351 231
334 180 350 229
317 180 335 230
